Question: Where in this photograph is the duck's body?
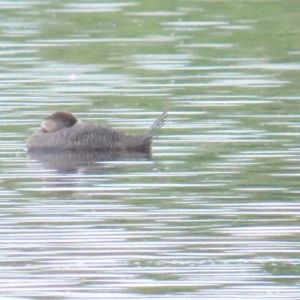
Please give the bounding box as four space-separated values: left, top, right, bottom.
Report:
26 111 167 152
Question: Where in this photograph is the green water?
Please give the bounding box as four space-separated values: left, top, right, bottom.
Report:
0 0 300 299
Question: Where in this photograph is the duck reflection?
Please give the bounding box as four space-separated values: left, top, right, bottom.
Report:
27 149 152 173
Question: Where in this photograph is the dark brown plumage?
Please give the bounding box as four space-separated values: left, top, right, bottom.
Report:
26 111 167 153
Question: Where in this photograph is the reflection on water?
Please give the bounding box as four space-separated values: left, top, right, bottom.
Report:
27 150 152 173
0 0 300 299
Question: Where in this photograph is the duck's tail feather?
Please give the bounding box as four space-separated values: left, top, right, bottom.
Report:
143 110 168 140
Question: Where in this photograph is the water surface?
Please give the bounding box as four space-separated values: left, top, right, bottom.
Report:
1 0 300 299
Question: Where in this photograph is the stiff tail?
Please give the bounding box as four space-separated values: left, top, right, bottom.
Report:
144 110 168 140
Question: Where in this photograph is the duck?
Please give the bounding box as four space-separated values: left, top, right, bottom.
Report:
26 110 167 152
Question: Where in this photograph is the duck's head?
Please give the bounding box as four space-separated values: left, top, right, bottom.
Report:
41 111 78 133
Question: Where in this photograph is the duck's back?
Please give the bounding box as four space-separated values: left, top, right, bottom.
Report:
26 123 149 152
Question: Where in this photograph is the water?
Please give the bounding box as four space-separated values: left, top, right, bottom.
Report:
1 0 300 299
